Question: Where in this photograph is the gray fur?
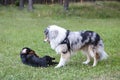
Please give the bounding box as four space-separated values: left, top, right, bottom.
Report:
44 25 108 68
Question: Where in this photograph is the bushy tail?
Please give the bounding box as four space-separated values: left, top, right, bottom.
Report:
97 40 108 60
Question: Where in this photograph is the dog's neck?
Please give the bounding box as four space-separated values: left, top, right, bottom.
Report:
51 30 70 51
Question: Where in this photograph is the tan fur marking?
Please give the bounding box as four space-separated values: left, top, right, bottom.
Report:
29 51 39 57
96 53 100 60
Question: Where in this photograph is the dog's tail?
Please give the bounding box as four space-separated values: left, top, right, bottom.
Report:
97 40 108 61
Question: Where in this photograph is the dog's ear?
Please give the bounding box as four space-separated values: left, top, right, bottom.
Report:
49 30 58 39
29 50 39 57
29 51 35 54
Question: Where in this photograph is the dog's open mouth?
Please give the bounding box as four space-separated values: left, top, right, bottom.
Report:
44 36 50 43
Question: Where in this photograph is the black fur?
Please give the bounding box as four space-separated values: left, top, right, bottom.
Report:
80 31 100 46
60 30 70 52
20 47 58 67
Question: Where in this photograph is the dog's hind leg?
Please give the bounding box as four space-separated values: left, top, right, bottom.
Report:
82 50 91 65
88 45 98 67
55 52 70 68
83 54 91 65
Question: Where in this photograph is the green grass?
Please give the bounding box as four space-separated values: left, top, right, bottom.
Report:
0 1 120 80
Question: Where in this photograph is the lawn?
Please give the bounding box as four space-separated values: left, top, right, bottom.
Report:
0 1 120 80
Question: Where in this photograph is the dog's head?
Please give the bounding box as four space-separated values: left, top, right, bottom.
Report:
20 47 39 57
20 47 35 55
44 25 67 44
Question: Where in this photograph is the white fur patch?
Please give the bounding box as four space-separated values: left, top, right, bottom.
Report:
48 25 67 50
55 44 68 54
22 49 27 53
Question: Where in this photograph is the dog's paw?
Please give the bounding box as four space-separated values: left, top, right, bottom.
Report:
92 63 97 67
82 61 89 65
55 66 59 68
55 65 61 68
55 64 63 68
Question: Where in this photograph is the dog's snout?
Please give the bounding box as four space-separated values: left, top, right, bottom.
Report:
44 37 50 43
44 39 47 42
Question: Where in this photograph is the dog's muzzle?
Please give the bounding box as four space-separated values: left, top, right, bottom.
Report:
44 28 50 43
44 36 50 43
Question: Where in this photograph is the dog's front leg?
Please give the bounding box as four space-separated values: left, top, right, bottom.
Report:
55 52 70 68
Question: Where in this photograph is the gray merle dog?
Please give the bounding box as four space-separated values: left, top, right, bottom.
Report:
44 25 108 68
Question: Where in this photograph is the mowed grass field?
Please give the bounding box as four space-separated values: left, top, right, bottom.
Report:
0 1 120 80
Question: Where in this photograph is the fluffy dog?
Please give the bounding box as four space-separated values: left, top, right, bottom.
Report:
44 25 108 68
20 47 58 67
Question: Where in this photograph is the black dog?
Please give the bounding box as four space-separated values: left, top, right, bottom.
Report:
20 47 58 67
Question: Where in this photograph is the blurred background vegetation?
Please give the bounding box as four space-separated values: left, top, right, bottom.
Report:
0 0 120 11
0 0 120 19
